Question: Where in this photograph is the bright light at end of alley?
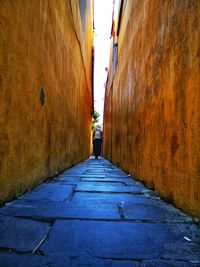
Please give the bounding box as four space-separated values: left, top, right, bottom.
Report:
93 0 114 126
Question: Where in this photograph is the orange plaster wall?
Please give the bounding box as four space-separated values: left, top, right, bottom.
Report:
104 0 200 218
0 0 93 203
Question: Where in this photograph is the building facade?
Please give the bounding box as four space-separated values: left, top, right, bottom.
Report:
104 0 200 218
0 0 93 204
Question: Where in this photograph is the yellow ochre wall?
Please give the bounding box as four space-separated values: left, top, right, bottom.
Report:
0 0 93 204
104 0 200 218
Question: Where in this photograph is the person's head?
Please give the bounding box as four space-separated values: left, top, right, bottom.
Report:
96 124 101 130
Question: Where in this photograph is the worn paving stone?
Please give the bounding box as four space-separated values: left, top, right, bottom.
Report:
0 199 120 220
81 177 142 186
0 253 138 267
66 169 88 174
0 216 50 252
58 173 107 178
47 258 135 267
59 173 86 177
18 184 74 201
76 184 143 194
53 177 81 185
79 174 107 178
121 202 193 222
80 181 127 186
0 158 200 266
0 253 198 267
85 171 108 175
106 174 133 178
0 253 47 267
140 260 199 267
104 170 127 175
41 220 200 262
70 192 158 204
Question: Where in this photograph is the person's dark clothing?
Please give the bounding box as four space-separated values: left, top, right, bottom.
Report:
93 127 103 159
93 139 102 158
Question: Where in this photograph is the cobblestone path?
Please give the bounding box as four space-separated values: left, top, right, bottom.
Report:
0 158 200 266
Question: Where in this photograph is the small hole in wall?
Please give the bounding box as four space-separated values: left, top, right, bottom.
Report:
40 88 45 106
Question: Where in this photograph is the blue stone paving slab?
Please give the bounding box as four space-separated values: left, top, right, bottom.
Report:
41 220 200 262
47 258 135 267
75 184 143 194
121 202 193 222
81 177 143 186
106 174 133 178
0 199 120 220
108 173 129 176
0 216 50 252
83 173 107 177
70 193 192 222
80 181 127 186
4 254 196 267
46 176 81 184
80 174 107 178
141 260 199 267
59 174 107 179
0 253 47 267
0 254 198 267
18 184 74 201
46 258 200 267
70 192 158 204
60 171 85 175
0 158 200 266
0 253 138 267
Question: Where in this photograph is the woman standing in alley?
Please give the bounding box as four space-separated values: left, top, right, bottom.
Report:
93 125 103 159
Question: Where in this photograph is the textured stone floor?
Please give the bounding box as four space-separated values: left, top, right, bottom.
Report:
0 158 200 267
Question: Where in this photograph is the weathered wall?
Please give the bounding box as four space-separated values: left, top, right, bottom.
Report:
104 0 200 218
0 0 93 203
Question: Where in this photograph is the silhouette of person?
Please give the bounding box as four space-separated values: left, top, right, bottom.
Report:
93 125 103 159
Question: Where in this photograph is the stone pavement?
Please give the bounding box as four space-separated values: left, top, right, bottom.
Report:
0 158 200 267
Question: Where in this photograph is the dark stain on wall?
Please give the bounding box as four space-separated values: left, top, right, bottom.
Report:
171 132 179 157
40 88 45 106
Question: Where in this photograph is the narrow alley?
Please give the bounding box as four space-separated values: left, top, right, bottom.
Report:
0 1 200 266
0 158 199 266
